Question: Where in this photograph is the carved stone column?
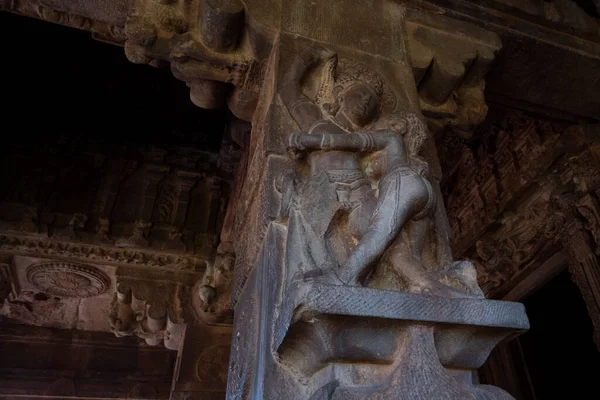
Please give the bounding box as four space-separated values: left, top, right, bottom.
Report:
226 1 529 399
549 194 600 350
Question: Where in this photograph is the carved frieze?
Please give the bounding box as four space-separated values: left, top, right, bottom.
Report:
474 191 555 294
0 234 201 271
2 0 127 44
443 110 565 257
26 261 110 298
457 119 600 300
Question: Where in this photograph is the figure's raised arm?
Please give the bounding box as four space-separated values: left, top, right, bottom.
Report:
280 47 336 132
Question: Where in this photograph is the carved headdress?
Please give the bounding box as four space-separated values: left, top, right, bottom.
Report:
316 58 395 117
372 111 430 157
335 62 384 100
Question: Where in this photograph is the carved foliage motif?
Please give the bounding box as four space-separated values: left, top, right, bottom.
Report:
26 261 110 298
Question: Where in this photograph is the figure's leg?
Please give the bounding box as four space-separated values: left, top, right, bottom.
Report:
339 174 430 285
386 242 474 298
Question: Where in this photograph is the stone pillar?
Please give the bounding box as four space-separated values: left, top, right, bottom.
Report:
549 193 600 350
227 1 529 399
170 325 233 400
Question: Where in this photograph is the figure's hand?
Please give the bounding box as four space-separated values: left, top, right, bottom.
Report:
288 131 305 150
287 131 305 159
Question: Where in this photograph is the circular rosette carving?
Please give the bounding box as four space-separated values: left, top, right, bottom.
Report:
27 262 110 298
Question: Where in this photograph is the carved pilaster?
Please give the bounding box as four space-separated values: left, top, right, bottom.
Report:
225 2 527 398
549 195 600 351
0 256 18 303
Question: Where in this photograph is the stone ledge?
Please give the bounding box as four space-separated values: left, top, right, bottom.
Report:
303 283 530 330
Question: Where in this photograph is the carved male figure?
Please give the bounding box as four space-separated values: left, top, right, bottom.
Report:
280 46 389 275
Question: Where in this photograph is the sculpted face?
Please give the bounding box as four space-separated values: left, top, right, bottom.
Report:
337 83 380 128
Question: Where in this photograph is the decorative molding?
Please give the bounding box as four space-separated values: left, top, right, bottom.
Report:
3 0 127 45
443 110 566 257
110 272 189 349
474 193 554 295
0 233 203 271
26 261 110 298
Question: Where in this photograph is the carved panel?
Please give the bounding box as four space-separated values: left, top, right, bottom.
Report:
474 190 555 295
443 109 566 257
26 261 110 298
2 0 127 44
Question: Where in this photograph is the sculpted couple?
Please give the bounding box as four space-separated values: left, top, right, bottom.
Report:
279 46 474 297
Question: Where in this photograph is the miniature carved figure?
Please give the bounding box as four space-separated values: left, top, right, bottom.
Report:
194 252 234 323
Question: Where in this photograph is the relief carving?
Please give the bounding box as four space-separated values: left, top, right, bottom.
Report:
547 194 600 350
26 261 110 298
281 47 481 298
475 200 552 293
110 278 186 349
444 110 564 257
5 0 126 44
193 251 234 324
577 194 600 255
0 234 199 271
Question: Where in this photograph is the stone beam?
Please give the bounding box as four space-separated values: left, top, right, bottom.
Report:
4 0 599 122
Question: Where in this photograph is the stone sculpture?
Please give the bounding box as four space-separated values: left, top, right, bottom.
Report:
227 39 528 399
109 280 185 349
282 46 480 298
